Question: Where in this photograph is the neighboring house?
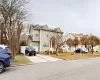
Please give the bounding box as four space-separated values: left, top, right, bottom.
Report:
62 33 88 52
62 33 100 52
27 24 63 52
65 33 84 40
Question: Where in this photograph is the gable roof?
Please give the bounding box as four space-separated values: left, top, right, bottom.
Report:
31 24 63 33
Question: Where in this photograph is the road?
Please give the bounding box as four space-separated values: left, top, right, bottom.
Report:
1 57 100 80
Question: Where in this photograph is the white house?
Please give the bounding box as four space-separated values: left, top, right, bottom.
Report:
62 33 88 52
26 24 63 52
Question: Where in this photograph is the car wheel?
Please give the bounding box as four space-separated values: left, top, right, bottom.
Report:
34 51 36 56
0 62 4 74
25 50 28 55
29 52 32 56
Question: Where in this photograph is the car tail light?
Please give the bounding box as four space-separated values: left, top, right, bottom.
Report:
5 52 12 56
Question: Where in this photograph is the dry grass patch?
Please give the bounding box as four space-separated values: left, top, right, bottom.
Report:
51 52 99 60
12 54 32 66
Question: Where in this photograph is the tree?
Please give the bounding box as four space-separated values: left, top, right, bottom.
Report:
52 34 64 56
89 35 100 54
66 38 73 52
0 0 27 60
73 37 79 50
80 36 89 49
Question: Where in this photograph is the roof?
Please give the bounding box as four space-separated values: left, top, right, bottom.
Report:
31 24 63 33
66 33 84 37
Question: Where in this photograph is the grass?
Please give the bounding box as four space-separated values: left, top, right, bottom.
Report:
12 54 32 66
95 52 100 54
50 52 99 60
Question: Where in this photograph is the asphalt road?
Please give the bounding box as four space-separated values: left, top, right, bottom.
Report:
1 57 100 80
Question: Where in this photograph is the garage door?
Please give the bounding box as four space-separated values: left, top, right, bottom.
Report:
32 46 38 52
29 42 39 52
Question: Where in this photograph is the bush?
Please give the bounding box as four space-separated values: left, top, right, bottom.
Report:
45 50 51 54
20 41 27 46
58 49 63 53
45 49 63 55
45 50 56 55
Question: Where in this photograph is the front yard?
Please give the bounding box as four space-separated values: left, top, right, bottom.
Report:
51 52 100 60
12 54 32 66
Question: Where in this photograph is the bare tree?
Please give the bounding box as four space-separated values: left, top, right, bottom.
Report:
66 38 73 52
0 0 27 60
89 35 100 54
80 36 89 49
53 34 64 55
73 37 79 50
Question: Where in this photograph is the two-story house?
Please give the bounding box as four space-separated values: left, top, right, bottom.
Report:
28 24 63 52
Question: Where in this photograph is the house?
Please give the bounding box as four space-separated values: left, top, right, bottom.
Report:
62 33 88 52
27 24 63 52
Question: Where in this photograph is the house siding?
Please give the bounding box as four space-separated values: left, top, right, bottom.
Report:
33 29 40 41
28 25 63 52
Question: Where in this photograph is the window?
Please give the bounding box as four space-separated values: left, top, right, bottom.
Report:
46 34 49 37
35 34 38 37
43 42 49 47
45 32 49 37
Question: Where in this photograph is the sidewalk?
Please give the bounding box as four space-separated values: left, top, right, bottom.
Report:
25 54 62 63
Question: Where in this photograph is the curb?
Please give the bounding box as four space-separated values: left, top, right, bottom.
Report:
65 56 100 61
11 63 33 67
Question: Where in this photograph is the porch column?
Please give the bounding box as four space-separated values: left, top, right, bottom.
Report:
50 41 52 48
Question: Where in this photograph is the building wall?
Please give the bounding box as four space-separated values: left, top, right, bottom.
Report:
33 29 40 41
40 30 50 51
66 34 75 40
29 41 40 52
28 26 63 52
40 30 63 51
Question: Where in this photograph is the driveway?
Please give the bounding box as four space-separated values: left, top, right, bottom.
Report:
25 54 62 63
1 57 100 80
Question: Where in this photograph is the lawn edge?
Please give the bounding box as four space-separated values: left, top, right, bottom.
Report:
11 63 33 67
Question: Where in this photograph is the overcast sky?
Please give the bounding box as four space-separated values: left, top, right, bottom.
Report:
26 0 100 36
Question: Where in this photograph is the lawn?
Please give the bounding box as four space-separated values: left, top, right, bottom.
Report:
51 52 100 60
95 52 100 55
12 54 32 66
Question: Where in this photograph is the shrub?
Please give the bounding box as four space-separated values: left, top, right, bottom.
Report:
20 41 27 46
58 49 63 53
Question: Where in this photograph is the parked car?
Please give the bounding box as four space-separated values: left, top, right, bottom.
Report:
0 45 12 57
95 49 100 52
25 46 36 56
0 53 11 74
75 48 88 53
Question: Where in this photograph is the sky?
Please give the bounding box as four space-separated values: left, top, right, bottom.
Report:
25 0 100 36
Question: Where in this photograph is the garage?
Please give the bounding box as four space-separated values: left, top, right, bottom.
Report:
29 41 40 52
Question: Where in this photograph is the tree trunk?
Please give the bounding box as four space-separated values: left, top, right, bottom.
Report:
92 45 94 55
75 46 76 50
70 46 71 52
56 48 58 56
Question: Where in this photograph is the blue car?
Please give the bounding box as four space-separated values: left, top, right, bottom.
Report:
0 45 12 56
75 48 88 53
0 45 11 74
0 53 11 74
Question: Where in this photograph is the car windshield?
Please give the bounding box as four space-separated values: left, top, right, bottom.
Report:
27 46 35 50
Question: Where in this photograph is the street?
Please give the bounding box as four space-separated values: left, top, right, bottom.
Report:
1 57 100 80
